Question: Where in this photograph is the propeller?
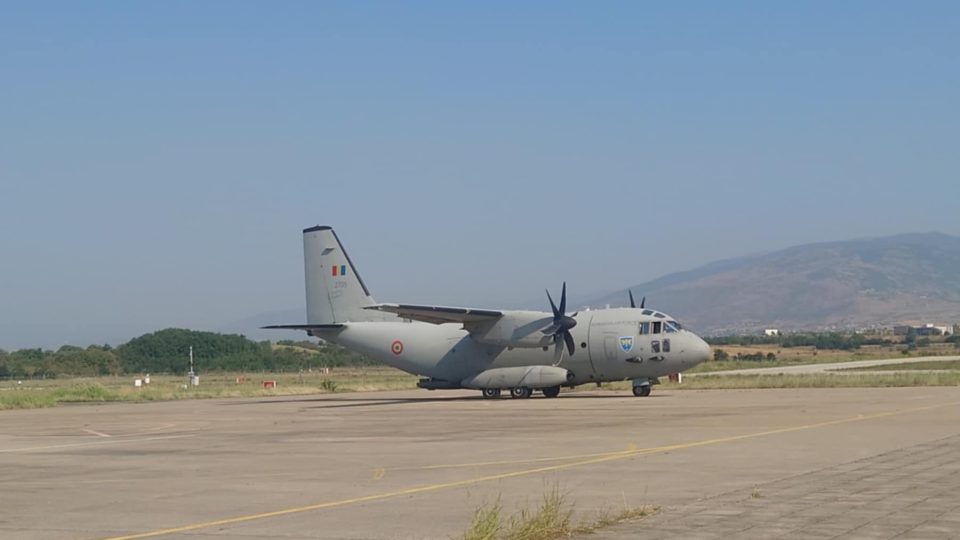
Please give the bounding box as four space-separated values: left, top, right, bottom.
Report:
544 282 578 361
628 290 646 309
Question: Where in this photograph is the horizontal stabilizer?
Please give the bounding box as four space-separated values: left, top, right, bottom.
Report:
261 324 345 331
365 304 502 325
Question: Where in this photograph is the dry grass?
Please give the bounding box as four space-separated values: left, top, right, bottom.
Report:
0 368 418 410
662 372 960 389
689 343 958 374
838 360 960 372
461 487 656 540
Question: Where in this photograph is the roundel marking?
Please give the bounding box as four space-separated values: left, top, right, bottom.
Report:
391 340 404 356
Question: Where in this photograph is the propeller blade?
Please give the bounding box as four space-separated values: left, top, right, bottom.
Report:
563 329 576 357
541 322 562 336
545 282 576 356
629 290 636 308
546 288 559 318
559 282 567 316
640 296 646 309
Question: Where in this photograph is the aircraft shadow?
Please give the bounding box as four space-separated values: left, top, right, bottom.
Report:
224 392 665 410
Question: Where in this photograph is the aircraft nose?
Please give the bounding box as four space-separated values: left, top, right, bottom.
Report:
690 335 710 365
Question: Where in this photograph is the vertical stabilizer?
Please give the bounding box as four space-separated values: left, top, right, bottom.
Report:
303 226 390 324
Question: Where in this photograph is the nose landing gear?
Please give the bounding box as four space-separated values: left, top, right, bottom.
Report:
631 377 657 397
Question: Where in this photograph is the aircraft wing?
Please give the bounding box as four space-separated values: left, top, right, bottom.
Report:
365 304 503 325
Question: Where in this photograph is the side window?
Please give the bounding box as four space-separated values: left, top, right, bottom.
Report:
652 321 662 334
663 339 671 352
639 322 650 335
651 340 661 353
665 322 677 333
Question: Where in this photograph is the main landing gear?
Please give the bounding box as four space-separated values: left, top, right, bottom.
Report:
480 386 562 399
632 385 651 397
509 386 532 399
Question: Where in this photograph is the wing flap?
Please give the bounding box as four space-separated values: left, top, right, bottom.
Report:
365 304 502 325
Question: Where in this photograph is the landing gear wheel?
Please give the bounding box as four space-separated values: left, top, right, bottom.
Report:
482 388 501 399
510 387 532 399
542 386 561 398
633 385 651 397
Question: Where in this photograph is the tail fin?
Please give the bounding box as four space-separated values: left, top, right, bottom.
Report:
303 226 391 324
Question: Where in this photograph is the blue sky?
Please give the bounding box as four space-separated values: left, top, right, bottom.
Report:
2 1 958 349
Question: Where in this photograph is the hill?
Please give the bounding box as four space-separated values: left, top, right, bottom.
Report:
586 233 960 335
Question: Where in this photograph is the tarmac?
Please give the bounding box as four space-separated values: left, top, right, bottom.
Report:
2 386 960 539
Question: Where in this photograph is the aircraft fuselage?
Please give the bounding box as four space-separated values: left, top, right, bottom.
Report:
322 308 709 388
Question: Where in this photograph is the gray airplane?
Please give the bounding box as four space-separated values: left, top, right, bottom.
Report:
266 226 710 398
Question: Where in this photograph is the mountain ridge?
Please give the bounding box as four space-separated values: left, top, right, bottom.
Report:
586 232 960 335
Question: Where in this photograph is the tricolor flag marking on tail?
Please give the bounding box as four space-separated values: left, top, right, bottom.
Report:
332 265 347 277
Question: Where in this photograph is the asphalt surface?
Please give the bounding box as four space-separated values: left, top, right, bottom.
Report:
2 386 960 539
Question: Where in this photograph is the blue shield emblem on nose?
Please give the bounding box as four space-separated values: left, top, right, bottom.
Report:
619 336 634 353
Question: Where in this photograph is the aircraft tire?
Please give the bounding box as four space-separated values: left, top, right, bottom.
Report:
510 387 532 399
482 388 501 399
633 385 651 397
542 386 561 398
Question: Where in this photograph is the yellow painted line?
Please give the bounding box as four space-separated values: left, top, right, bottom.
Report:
101 399 960 540
394 448 639 471
0 434 195 453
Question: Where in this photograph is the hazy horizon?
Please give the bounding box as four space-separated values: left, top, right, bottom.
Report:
3 2 959 349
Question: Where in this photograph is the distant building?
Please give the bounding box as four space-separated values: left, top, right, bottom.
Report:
894 324 954 336
920 324 953 336
763 329 780 336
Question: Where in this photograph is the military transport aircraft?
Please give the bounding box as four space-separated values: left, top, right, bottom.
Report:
266 226 710 398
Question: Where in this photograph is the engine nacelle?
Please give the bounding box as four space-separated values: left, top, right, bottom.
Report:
460 365 572 390
467 311 557 349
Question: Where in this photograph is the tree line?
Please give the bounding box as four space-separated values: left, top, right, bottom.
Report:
0 328 381 379
706 332 893 350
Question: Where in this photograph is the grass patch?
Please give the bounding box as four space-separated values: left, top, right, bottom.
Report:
461 486 656 540
662 371 960 389
689 344 958 374
838 360 960 372
0 368 418 411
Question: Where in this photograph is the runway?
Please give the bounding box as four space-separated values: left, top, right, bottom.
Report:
2 387 960 539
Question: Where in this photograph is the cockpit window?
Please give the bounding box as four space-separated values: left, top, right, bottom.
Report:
639 322 650 335
669 320 683 330
641 309 653 316
654 312 665 319
664 321 678 333
652 321 662 334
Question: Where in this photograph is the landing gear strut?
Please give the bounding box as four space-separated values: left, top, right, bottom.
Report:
510 386 532 399
482 388 501 399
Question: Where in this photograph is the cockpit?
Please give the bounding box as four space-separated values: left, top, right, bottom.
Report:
638 312 683 335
